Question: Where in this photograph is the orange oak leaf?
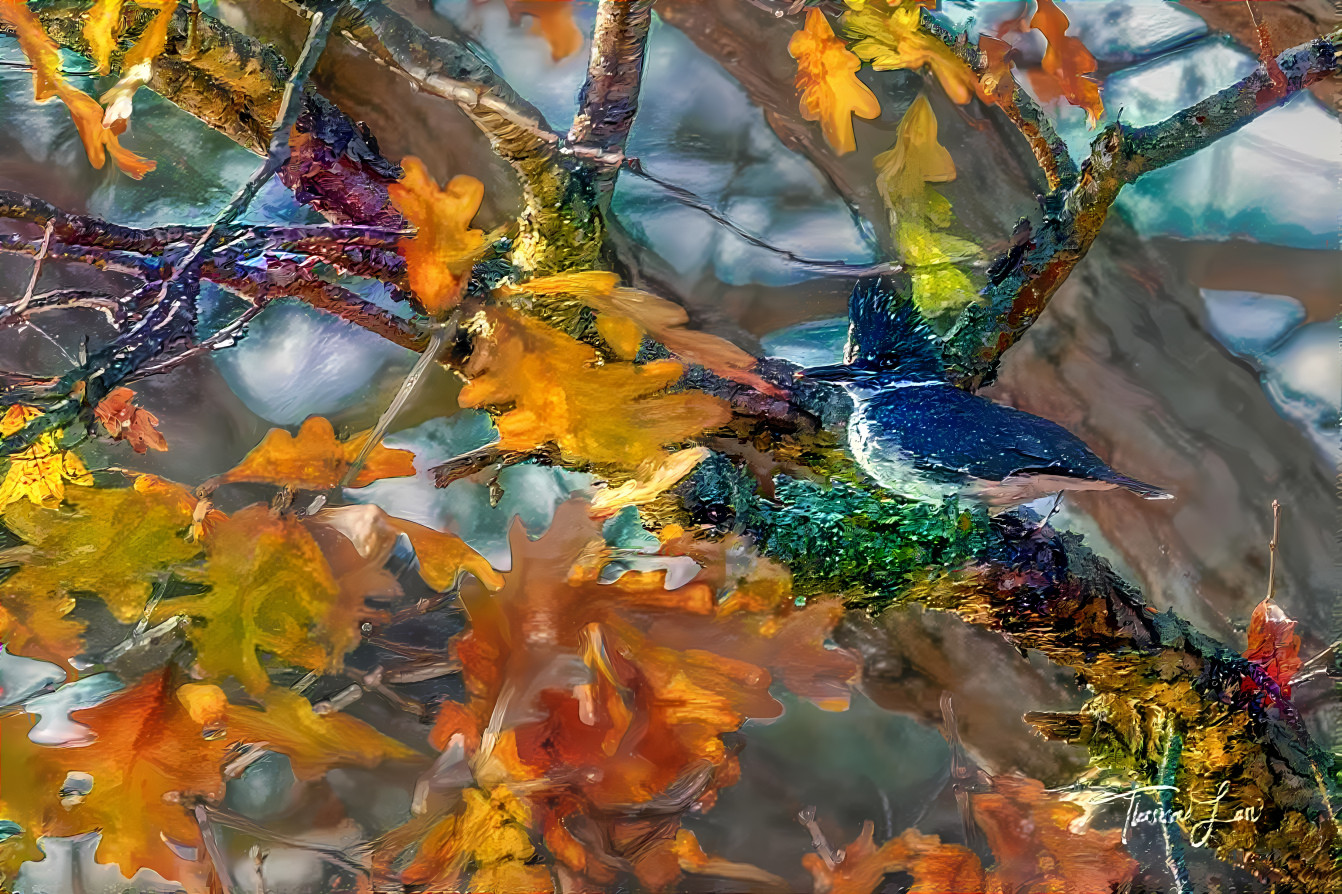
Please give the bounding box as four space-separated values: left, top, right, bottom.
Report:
1030 0 1104 126
843 0 982 106
388 156 493 316
1242 596 1303 703
0 0 154 177
210 416 416 492
178 683 419 781
417 500 856 890
0 404 93 509
789 8 881 154
154 504 363 693
805 775 1137 894
508 0 583 61
460 307 732 469
3 670 225 882
94 386 167 453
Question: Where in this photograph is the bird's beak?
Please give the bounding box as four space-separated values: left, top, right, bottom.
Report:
797 363 859 382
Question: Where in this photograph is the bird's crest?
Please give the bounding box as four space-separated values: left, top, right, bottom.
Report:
844 274 946 380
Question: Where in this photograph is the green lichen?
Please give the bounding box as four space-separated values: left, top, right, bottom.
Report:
683 454 991 607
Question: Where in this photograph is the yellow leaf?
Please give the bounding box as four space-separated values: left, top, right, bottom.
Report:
898 218 982 316
1 483 202 625
388 156 493 316
461 307 732 469
155 505 359 694
589 447 710 517
100 0 175 132
498 271 776 394
83 0 124 75
211 416 417 491
0 0 154 177
873 94 955 208
789 8 881 154
874 97 982 318
403 786 538 890
843 0 981 106
0 405 93 510
179 684 419 781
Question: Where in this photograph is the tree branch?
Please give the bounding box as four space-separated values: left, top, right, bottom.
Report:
570 0 655 160
941 26 1342 388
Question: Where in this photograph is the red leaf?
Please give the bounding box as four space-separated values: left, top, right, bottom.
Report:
94 387 167 453
1242 597 1302 702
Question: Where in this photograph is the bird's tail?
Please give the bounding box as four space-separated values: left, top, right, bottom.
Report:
1105 472 1174 500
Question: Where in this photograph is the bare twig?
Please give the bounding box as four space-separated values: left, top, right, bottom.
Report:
1266 499 1281 601
625 160 898 277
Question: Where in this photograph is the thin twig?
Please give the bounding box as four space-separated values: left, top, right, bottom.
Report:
624 160 898 277
195 802 239 894
341 320 453 487
1266 499 1281 601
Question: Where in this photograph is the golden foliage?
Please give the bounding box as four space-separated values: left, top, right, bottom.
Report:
156 505 362 694
1 483 201 626
0 405 92 510
498 270 776 394
388 156 494 315
178 683 419 780
0 0 154 177
460 307 732 469
874 96 982 316
789 8 882 154
211 416 416 491
83 0 124 74
99 0 176 132
404 785 549 891
843 0 981 105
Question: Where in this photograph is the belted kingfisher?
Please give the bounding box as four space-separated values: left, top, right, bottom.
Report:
801 276 1172 508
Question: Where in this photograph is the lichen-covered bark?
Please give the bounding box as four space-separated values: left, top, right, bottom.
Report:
683 465 1339 890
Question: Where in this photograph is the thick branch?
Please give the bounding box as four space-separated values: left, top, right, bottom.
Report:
678 469 1338 889
942 27 1342 388
570 0 655 158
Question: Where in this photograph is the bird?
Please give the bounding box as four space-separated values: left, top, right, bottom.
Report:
799 276 1172 510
